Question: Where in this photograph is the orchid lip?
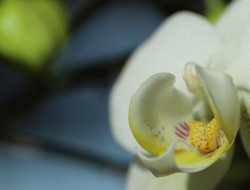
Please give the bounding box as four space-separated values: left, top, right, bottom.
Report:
174 118 227 154
174 122 190 139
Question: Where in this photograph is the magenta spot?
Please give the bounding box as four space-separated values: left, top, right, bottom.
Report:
153 134 159 138
175 131 186 139
174 122 190 139
179 122 190 131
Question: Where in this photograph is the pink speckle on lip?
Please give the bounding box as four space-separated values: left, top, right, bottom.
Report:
175 122 190 139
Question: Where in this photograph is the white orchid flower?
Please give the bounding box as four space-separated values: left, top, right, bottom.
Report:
128 62 239 176
109 0 250 189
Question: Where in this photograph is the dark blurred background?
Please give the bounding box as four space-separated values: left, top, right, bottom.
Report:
1 0 249 190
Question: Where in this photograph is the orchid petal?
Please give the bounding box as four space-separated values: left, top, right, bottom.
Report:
219 7 250 158
195 65 240 143
129 73 193 157
127 146 234 190
138 139 229 176
226 23 250 91
110 12 221 153
209 0 250 71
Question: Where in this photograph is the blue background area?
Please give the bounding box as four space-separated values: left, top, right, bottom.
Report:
0 0 166 189
10 81 133 166
56 0 165 70
0 142 125 190
2 1 245 190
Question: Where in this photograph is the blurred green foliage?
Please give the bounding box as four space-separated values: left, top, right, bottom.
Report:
205 0 226 22
0 0 67 70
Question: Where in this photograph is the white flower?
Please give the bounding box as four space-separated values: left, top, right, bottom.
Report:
128 63 239 176
109 0 250 189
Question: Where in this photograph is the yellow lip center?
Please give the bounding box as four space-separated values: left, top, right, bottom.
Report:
189 118 220 153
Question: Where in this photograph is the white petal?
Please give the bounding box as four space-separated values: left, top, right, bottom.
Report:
126 160 188 190
210 0 250 70
226 23 250 91
223 10 250 156
216 0 250 39
109 12 221 153
129 73 193 156
138 138 229 176
126 146 234 190
196 65 240 142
